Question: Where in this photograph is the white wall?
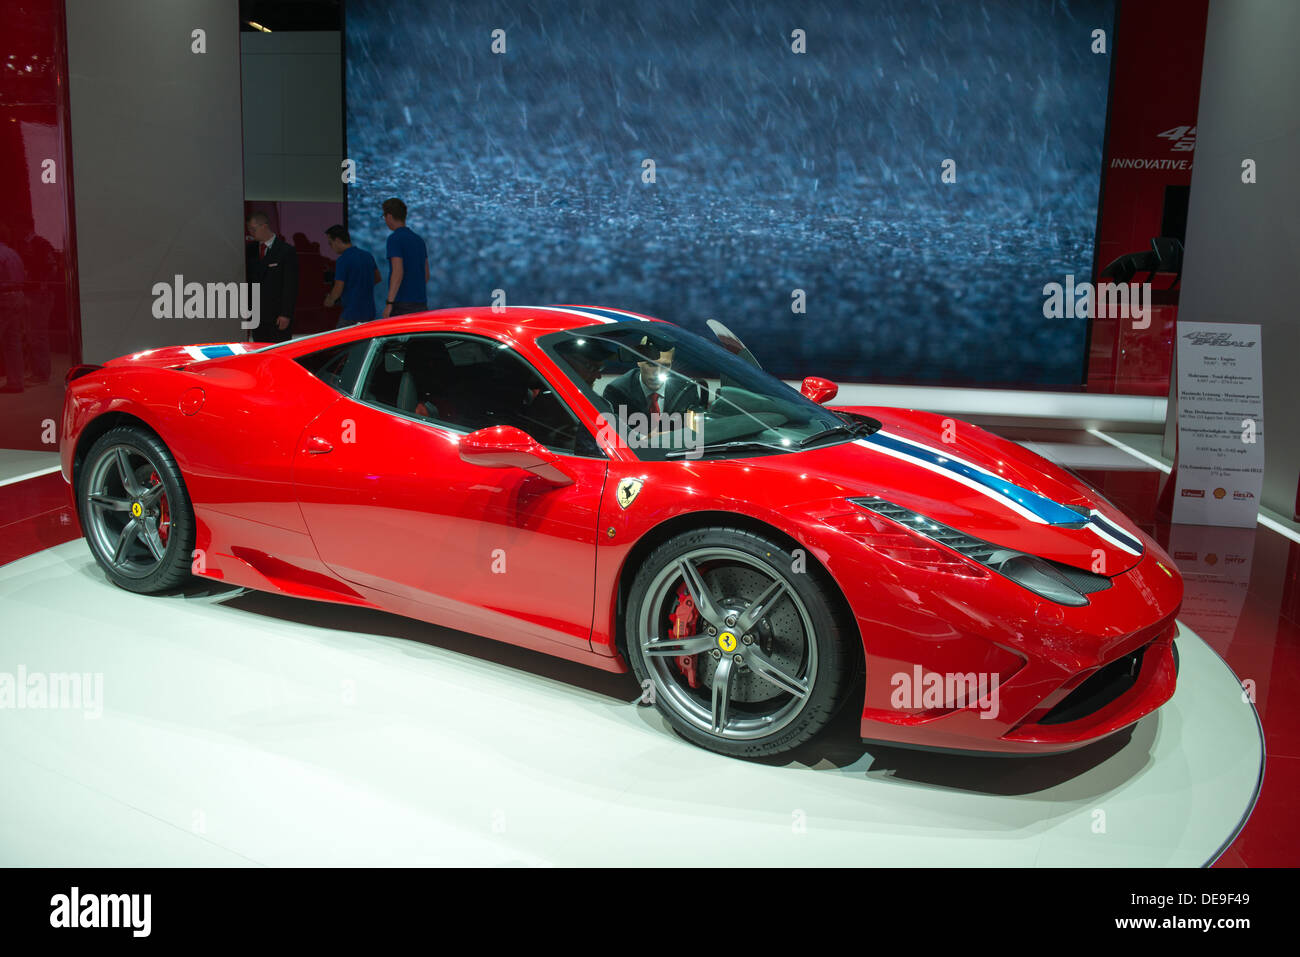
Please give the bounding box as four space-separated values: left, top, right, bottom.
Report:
1170 0 1300 517
240 31 343 202
67 0 247 360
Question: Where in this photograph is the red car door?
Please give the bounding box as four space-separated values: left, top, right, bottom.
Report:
291 333 607 655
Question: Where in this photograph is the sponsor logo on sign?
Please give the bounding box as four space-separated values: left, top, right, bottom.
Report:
1180 488 1205 498
1182 331 1257 348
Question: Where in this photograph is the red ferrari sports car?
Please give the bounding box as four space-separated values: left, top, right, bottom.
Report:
60 305 1182 757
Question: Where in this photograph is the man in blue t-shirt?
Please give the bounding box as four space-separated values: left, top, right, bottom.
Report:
381 197 429 317
323 225 380 327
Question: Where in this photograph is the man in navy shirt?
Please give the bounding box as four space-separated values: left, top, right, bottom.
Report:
381 197 429 317
323 225 380 326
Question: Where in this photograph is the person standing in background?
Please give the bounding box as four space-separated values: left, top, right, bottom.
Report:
246 212 298 343
381 197 429 317
323 225 380 327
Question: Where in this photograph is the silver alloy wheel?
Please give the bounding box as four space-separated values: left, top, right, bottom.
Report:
83 444 171 579
638 546 817 740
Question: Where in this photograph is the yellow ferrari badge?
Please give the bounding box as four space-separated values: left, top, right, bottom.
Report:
616 477 644 510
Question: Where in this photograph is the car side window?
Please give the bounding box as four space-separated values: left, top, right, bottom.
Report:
296 339 372 395
357 333 602 457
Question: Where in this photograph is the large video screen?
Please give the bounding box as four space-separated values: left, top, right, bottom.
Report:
345 0 1115 387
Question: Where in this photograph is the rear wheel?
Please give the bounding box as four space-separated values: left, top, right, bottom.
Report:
625 526 853 757
77 426 195 593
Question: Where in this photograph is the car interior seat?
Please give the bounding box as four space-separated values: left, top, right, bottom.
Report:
364 345 405 408
404 338 455 419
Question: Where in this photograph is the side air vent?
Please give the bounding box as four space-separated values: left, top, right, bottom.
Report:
850 497 1113 607
1052 563 1112 596
853 498 1006 565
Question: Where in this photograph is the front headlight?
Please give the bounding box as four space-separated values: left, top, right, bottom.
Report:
849 497 1109 607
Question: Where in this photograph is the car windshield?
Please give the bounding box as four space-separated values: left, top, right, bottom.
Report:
539 322 868 460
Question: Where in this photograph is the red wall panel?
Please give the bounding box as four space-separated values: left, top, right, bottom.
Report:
0 0 81 451
1088 0 1209 396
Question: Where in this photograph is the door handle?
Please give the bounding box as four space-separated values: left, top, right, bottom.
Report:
305 435 333 454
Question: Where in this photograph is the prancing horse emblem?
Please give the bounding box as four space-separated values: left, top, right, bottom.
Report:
616 477 644 510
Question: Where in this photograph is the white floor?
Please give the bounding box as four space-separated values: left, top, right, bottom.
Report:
0 540 1262 866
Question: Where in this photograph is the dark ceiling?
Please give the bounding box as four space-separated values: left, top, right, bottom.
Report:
240 0 341 32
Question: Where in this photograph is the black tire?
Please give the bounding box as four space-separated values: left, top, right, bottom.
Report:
76 425 196 594
625 526 854 757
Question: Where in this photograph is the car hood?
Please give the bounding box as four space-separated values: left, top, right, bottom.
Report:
753 406 1148 575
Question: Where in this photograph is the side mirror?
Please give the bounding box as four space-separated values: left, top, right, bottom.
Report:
800 376 838 405
459 426 572 486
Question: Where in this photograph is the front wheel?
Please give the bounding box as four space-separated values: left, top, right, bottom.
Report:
77 425 196 593
625 526 854 757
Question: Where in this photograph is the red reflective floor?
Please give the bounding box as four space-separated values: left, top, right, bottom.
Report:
0 469 80 567
1070 463 1298 868
1 435 1294 866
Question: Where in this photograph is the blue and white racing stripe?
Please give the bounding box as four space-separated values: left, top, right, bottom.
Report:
558 305 652 324
529 305 650 326
183 343 253 362
856 431 1143 556
1081 509 1144 555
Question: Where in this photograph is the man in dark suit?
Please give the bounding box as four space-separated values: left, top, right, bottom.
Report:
600 336 698 418
246 212 298 343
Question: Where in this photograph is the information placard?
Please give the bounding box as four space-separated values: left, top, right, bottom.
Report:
1172 322 1265 527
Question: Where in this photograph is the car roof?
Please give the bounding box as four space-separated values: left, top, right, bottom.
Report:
381 303 664 334
306 304 660 348
264 304 666 357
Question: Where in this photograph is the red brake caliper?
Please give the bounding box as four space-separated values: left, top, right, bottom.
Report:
148 470 170 542
667 584 701 689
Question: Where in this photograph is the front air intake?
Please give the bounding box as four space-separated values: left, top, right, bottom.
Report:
1038 646 1147 725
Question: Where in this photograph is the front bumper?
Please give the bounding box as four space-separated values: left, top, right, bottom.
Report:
814 516 1184 755
859 619 1178 756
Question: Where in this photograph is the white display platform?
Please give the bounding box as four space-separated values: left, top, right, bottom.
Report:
0 540 1262 866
